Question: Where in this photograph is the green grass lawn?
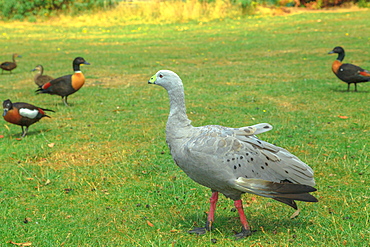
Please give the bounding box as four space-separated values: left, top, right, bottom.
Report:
0 9 369 246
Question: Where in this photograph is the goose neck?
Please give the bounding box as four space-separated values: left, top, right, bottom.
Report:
166 85 191 128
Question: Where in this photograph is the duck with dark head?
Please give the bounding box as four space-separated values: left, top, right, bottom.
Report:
329 46 370 92
35 57 90 106
2 99 54 138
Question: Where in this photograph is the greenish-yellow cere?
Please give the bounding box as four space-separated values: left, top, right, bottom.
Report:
149 74 157 83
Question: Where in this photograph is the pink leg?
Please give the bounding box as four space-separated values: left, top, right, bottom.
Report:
206 191 219 230
188 191 219 235
234 199 252 239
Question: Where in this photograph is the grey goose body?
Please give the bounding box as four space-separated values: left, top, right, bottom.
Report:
148 70 317 239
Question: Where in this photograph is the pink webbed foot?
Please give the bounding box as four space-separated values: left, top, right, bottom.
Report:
189 191 218 235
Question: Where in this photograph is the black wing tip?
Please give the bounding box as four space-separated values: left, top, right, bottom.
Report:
43 109 55 113
304 185 317 193
273 194 318 209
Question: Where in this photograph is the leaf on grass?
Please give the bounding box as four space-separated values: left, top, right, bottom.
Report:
8 241 32 246
338 115 349 119
44 179 51 185
0 135 4 138
147 220 154 227
48 143 55 148
64 188 73 194
290 209 300 219
23 217 32 223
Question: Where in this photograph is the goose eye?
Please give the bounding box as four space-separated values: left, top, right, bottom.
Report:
159 74 163 78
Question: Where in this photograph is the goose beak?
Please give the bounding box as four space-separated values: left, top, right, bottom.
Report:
148 74 157 84
328 50 334 54
3 109 8 116
82 61 90 65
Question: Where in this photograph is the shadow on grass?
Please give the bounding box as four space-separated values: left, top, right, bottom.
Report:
0 72 21 75
183 211 311 239
34 100 75 108
6 128 53 139
330 87 369 93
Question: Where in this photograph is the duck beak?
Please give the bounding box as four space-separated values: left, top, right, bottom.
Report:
3 109 8 116
82 61 90 66
328 50 334 54
148 74 157 84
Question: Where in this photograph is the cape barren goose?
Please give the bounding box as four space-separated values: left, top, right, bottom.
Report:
148 70 318 239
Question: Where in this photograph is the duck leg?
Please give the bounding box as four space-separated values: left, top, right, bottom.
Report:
188 191 218 235
62 96 69 107
21 126 28 138
354 83 357 92
234 199 252 239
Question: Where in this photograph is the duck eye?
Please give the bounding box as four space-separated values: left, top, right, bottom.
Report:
159 74 163 78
